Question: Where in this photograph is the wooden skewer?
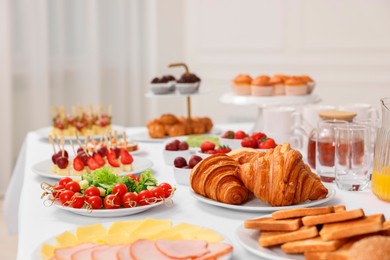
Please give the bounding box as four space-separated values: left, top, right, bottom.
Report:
123 132 127 143
69 137 76 156
75 132 88 156
48 135 57 154
168 63 190 75
60 136 65 157
108 105 112 117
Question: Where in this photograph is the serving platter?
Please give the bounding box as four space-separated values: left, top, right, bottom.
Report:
129 128 222 143
32 156 153 180
35 124 126 141
189 187 336 213
236 217 303 260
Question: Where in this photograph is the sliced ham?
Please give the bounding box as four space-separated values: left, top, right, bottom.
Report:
116 244 132 260
155 240 209 259
71 245 108 260
92 244 125 260
54 243 96 260
194 243 233 260
130 239 172 260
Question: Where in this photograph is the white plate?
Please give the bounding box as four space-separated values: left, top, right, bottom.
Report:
53 199 165 217
35 124 126 140
129 128 222 143
189 187 336 212
32 156 153 180
236 219 303 260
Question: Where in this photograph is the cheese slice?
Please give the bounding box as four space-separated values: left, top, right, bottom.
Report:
75 223 107 243
107 220 144 235
192 228 224 243
41 243 56 260
129 219 172 242
98 233 132 245
55 231 78 247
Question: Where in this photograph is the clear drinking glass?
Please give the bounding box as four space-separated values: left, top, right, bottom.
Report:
316 120 348 182
335 124 370 191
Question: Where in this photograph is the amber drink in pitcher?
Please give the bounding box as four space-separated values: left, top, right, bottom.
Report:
372 97 390 201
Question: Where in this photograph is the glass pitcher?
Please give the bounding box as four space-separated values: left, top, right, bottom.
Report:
372 97 390 201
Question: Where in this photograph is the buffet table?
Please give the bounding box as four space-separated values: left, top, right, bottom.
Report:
4 123 390 260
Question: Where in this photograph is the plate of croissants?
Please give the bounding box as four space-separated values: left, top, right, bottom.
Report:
189 143 336 212
131 114 219 142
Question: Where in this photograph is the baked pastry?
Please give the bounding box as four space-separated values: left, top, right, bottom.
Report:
348 235 390 260
269 75 286 95
190 154 250 205
300 75 315 94
232 74 252 95
239 143 328 206
251 75 274 96
285 77 308 96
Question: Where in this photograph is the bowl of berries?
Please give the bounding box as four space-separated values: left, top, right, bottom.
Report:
173 155 203 185
219 130 248 149
163 139 191 166
196 141 232 158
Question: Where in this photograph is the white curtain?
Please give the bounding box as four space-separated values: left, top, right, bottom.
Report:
1 0 167 195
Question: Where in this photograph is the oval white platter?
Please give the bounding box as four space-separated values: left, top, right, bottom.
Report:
189 187 336 213
53 199 165 217
32 156 153 180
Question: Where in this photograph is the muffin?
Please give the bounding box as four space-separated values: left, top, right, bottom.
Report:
251 75 274 96
300 75 315 94
269 74 286 95
285 76 308 95
232 74 252 95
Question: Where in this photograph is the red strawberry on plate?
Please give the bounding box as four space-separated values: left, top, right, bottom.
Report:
93 152 106 167
221 130 235 139
241 137 257 148
258 138 277 149
251 132 266 142
120 149 134 165
215 145 232 154
73 156 85 171
87 156 100 171
200 141 216 153
234 130 247 139
107 151 120 167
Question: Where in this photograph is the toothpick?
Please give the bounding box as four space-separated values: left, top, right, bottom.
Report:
108 105 112 117
48 135 57 154
60 136 65 157
69 138 76 156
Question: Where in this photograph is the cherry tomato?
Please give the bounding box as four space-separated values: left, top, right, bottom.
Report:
158 183 173 198
127 174 138 181
86 196 102 209
65 181 81 193
52 184 64 198
112 183 128 198
150 186 165 202
84 186 100 198
70 193 85 209
104 194 121 209
59 177 72 187
59 190 75 205
138 190 154 206
122 192 139 208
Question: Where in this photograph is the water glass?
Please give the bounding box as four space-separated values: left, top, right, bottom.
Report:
316 120 348 182
335 124 371 191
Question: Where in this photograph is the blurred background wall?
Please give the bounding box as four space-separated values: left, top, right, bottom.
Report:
1 0 390 195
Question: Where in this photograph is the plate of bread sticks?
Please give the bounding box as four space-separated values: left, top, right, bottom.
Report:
236 205 390 260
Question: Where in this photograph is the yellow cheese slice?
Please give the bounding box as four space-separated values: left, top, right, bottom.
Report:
192 228 224 243
75 223 107 243
107 220 144 235
55 231 78 247
41 243 56 260
97 233 132 245
129 218 172 242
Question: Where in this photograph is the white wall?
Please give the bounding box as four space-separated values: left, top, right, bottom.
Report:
157 0 390 124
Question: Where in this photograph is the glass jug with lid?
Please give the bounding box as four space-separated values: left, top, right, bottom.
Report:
372 97 390 201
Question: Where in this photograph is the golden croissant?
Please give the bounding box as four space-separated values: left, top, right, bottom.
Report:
190 154 250 205
190 143 328 207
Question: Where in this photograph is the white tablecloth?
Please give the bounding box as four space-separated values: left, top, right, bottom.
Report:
4 124 390 260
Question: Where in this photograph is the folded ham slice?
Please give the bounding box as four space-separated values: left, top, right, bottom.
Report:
155 240 209 259
194 242 233 259
54 243 96 260
92 245 125 260
71 245 109 260
116 244 132 260
131 239 172 260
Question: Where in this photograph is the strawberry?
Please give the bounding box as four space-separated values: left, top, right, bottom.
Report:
258 138 277 149
215 145 232 154
234 130 247 139
221 130 235 139
120 149 134 165
87 156 100 171
205 150 217 154
73 156 84 171
200 141 216 152
251 132 266 142
241 137 257 148
93 152 106 167
107 151 120 167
